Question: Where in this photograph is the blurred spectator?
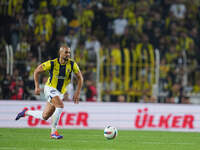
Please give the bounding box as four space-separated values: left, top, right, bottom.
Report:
10 23 20 51
1 74 12 99
23 0 39 16
50 0 68 10
85 80 97 102
55 9 67 35
64 29 78 48
117 95 126 102
26 55 38 82
80 0 91 8
102 74 116 102
37 40 48 62
181 96 190 104
64 83 74 101
28 10 39 28
193 79 200 95
10 77 24 100
80 5 94 35
34 17 53 42
68 15 80 33
15 36 31 59
8 0 24 17
112 13 128 38
39 76 48 101
84 35 100 63
170 0 186 19
166 82 182 104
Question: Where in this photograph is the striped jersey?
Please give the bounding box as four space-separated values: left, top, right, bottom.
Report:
42 58 80 94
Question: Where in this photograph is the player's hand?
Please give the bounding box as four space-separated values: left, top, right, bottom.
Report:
73 91 80 104
35 87 40 95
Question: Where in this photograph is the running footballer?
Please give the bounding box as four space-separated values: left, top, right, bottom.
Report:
15 45 83 139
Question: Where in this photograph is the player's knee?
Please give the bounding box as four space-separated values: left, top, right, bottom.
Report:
57 103 64 108
51 96 64 108
42 113 50 120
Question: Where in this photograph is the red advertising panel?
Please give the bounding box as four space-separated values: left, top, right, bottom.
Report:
0 101 199 132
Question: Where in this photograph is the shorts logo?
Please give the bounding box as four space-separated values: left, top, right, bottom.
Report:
50 89 56 94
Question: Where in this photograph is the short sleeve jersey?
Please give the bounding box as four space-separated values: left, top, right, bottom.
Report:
42 58 80 94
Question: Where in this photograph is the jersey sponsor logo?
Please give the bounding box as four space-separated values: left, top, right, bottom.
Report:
56 75 66 79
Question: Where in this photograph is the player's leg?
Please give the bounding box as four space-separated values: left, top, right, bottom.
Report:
50 96 64 139
42 102 55 120
15 102 55 120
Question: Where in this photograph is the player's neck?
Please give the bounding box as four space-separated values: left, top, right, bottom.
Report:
59 58 67 64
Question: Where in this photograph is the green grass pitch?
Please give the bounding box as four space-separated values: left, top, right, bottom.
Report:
0 128 200 150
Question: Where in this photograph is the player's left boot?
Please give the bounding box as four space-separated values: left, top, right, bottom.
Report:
50 131 63 139
15 108 28 120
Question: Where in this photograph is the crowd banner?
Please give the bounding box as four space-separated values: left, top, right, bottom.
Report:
0 100 200 132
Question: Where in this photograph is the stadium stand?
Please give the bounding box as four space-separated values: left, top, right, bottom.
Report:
0 0 200 104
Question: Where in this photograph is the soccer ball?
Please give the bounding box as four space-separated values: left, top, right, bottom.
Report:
104 126 118 139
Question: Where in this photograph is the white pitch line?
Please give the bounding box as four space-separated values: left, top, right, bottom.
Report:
0 147 16 149
39 148 116 150
141 141 194 145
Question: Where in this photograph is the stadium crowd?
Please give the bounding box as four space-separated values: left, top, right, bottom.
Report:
0 0 200 104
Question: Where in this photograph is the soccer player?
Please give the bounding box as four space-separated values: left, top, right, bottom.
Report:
15 45 83 139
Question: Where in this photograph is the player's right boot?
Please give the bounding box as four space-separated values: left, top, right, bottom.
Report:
50 131 63 139
15 108 28 120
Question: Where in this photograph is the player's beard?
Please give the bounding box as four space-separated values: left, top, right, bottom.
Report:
63 57 68 62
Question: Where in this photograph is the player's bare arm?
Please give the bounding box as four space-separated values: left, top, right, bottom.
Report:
73 70 83 104
34 64 45 95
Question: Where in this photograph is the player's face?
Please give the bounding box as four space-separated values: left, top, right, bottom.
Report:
60 47 71 61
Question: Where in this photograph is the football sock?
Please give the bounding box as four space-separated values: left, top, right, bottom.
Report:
26 110 44 120
51 108 63 134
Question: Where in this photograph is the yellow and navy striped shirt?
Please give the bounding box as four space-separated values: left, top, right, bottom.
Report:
42 58 80 94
